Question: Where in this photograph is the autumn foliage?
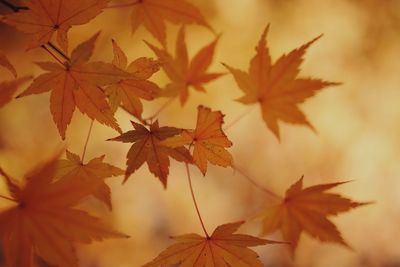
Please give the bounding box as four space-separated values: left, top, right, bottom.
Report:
0 0 375 267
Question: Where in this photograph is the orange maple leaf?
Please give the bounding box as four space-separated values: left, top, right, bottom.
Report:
16 32 131 139
146 26 224 105
0 152 128 267
261 177 369 253
0 77 31 108
0 52 17 77
143 221 282 267
56 150 124 210
129 0 211 46
0 0 108 52
105 39 161 119
161 105 233 175
223 26 340 139
108 121 192 187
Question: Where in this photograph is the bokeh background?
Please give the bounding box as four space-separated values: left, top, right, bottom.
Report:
1 0 400 266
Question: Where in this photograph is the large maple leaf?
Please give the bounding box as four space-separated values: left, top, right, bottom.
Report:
0 0 108 53
0 77 31 108
261 177 369 253
224 26 340 139
143 221 282 267
108 121 192 187
17 32 131 139
0 152 127 267
56 150 124 210
129 0 211 46
0 52 17 77
105 39 161 119
146 26 224 105
161 105 233 175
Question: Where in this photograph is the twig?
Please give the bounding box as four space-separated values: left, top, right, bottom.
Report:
233 165 283 201
81 120 95 162
223 106 256 132
144 97 175 123
0 0 28 12
47 42 70 62
106 0 141 9
41 45 65 65
185 163 209 238
0 168 17 203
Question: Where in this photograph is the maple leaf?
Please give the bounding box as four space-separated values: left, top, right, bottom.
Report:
0 0 108 53
161 105 233 175
143 221 282 267
0 152 128 267
261 177 369 253
146 26 224 105
223 26 340 139
16 32 131 139
0 52 17 77
56 150 124 210
108 121 192 187
0 77 31 108
129 0 211 46
105 39 161 119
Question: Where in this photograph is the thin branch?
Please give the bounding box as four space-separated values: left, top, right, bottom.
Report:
223 106 256 132
106 0 141 9
144 97 175 123
185 163 209 238
41 45 65 65
81 120 95 162
0 0 28 12
47 42 70 62
233 165 283 201
0 168 17 203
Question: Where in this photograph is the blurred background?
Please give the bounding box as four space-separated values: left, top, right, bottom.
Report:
1 0 400 266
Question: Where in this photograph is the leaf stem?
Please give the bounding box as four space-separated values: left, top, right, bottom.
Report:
223 106 256 132
106 0 141 9
233 165 282 201
81 120 95 162
144 97 175 123
47 42 70 62
0 0 28 12
41 45 65 65
0 168 17 203
185 163 209 238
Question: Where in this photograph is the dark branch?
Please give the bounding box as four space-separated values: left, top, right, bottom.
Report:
0 0 28 12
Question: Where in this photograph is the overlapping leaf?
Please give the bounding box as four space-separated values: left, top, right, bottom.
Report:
105 40 161 119
161 105 232 175
224 26 340 139
56 150 124 210
0 0 108 52
0 152 127 267
146 27 223 105
17 32 130 139
0 77 31 108
143 221 282 267
108 121 191 187
261 177 369 253
0 52 17 77
129 0 211 46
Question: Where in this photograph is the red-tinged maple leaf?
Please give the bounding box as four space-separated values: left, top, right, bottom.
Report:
0 52 17 77
143 221 283 267
223 26 340 140
146 26 224 105
0 152 128 267
160 105 232 175
108 121 192 187
128 0 212 46
0 0 109 53
0 77 31 108
105 39 161 119
55 150 124 210
261 177 370 253
16 32 131 139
